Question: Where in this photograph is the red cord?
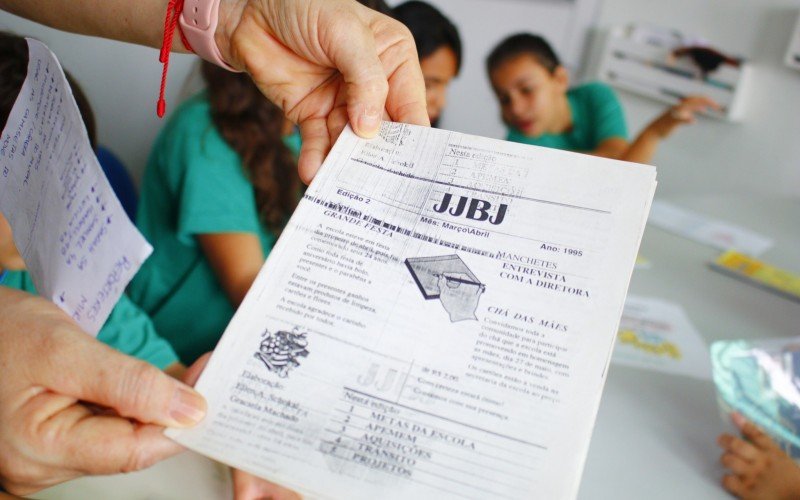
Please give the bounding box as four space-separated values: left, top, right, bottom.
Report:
158 0 192 118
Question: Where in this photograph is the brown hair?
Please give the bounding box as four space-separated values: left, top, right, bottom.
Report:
201 62 299 233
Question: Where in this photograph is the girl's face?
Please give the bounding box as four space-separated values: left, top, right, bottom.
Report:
490 54 568 137
420 46 458 125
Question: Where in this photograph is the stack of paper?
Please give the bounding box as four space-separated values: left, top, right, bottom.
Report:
613 295 711 380
169 123 657 499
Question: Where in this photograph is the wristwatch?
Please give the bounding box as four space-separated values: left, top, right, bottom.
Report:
179 0 240 71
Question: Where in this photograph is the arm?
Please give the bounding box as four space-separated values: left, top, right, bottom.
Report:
197 232 264 307
622 95 719 164
0 0 186 52
586 137 629 160
0 0 428 182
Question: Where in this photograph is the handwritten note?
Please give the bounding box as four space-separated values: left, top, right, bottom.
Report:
0 39 151 336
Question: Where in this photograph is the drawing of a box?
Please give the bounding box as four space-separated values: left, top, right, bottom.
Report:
405 254 482 299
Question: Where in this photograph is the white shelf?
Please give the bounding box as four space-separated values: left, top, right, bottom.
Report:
596 25 751 122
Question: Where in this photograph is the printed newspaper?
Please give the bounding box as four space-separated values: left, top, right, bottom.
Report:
168 122 657 499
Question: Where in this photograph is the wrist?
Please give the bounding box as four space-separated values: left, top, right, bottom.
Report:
647 117 673 139
215 0 248 69
178 0 242 71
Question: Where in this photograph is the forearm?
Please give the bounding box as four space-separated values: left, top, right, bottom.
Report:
583 137 629 160
0 0 188 52
621 128 660 165
196 232 264 308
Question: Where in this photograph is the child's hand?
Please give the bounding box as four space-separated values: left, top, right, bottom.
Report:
717 413 800 500
650 96 720 138
232 469 301 500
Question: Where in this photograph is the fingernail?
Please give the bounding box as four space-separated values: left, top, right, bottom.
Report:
357 106 381 137
169 387 207 427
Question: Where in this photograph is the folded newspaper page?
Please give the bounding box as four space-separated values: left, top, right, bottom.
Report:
168 122 657 499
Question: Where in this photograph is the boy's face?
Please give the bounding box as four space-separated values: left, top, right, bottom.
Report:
421 46 458 126
490 54 568 137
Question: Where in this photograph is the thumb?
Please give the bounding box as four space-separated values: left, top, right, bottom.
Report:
39 330 207 428
330 19 388 138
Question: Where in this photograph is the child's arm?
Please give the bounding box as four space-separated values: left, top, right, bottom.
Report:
588 137 629 160
622 96 719 164
232 469 301 500
717 413 800 499
197 233 265 308
164 362 187 380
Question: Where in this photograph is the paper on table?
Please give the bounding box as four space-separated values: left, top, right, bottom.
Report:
710 250 800 303
612 295 711 379
647 200 773 256
0 39 152 336
168 123 656 499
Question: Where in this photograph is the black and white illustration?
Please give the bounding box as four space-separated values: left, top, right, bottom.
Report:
405 254 486 322
254 327 309 378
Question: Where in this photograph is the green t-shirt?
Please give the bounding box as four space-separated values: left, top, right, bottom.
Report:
507 82 628 152
0 270 178 369
284 129 302 159
128 93 280 364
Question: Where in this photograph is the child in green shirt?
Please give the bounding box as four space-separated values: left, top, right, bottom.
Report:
128 60 303 500
0 214 180 373
394 1 462 128
128 62 302 366
486 33 718 164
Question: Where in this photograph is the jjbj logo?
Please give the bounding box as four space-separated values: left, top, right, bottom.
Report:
432 193 508 225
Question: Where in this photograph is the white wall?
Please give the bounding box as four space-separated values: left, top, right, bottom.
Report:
0 12 199 183
3 1 799 197
593 0 800 197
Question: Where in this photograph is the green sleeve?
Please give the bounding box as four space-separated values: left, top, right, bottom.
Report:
97 293 179 370
0 270 178 369
586 82 628 145
172 112 263 246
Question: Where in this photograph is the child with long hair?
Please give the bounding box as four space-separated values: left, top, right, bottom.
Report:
128 62 302 499
129 62 301 365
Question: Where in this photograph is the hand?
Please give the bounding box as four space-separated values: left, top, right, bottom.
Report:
649 95 720 138
232 469 301 500
0 288 208 496
215 0 429 183
717 413 800 500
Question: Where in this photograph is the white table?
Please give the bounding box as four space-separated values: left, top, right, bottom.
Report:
36 195 799 500
578 195 800 500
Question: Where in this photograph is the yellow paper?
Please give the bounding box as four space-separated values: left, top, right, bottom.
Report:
712 251 800 302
